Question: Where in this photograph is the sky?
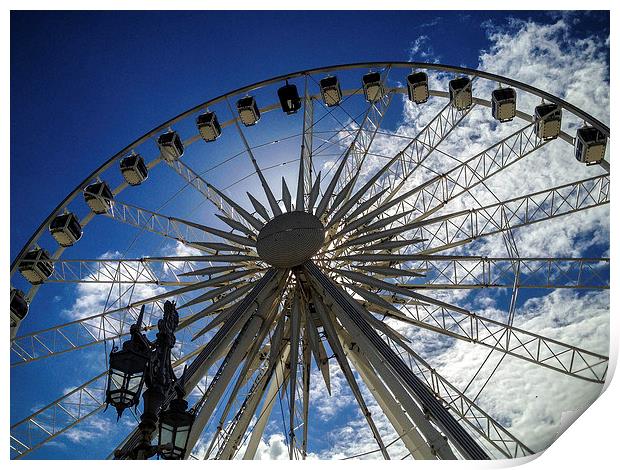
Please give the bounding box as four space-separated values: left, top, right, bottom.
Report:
10 10 610 460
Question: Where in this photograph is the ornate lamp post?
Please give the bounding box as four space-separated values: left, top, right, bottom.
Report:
105 301 195 460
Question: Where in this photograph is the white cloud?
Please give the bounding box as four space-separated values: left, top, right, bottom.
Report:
61 249 167 322
429 289 609 453
309 15 609 459
63 415 114 444
253 433 290 460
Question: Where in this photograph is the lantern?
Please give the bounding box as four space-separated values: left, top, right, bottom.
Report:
105 338 150 419
158 397 195 460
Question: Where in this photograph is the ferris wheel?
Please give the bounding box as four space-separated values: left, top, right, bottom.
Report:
10 61 610 460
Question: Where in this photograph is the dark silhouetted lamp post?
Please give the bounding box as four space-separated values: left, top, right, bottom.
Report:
105 301 195 460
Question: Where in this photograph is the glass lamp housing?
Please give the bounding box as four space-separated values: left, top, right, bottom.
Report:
106 344 149 418
158 398 194 460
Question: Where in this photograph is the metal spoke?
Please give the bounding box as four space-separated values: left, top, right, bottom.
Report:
391 297 608 383
309 289 391 459
105 198 254 252
296 74 314 210
332 255 610 289
327 79 479 233
381 334 533 458
164 157 258 231
312 69 393 222
333 117 548 239
226 98 282 217
303 261 490 459
342 174 609 254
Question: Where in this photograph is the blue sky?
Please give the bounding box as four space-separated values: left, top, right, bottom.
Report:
10 10 610 258
10 10 610 460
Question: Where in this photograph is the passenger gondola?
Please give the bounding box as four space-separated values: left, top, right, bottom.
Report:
491 88 517 122
320 75 342 107
449 77 472 110
362 72 385 102
277 82 301 115
49 212 82 247
196 111 222 142
10 288 29 327
237 96 261 126
535 103 562 140
575 126 607 165
18 248 54 284
407 72 429 104
158 131 184 162
120 154 148 186
84 181 114 214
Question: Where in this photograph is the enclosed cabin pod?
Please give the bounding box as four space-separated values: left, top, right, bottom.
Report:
407 72 429 104
84 181 114 214
535 103 562 140
320 75 342 107
575 126 607 165
237 96 261 126
18 248 54 284
277 82 301 115
196 111 222 143
449 77 473 110
158 131 184 162
120 154 148 186
10 288 29 327
49 212 82 247
491 88 517 122
362 72 385 102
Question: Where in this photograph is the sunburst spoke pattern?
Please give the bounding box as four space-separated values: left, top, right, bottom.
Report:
327 79 479 235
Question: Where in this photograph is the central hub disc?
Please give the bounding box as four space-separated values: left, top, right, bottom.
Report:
256 211 325 268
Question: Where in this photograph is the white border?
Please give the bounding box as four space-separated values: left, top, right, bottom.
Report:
3 2 616 468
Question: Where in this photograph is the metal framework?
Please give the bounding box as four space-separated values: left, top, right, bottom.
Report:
10 61 610 461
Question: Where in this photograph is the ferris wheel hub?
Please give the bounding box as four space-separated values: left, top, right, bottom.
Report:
256 211 325 268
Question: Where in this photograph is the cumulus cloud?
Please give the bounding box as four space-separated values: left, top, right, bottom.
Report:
430 289 609 453
61 249 167 322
